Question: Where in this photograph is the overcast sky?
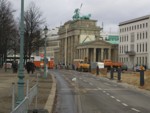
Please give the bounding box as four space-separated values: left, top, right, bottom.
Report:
10 0 150 33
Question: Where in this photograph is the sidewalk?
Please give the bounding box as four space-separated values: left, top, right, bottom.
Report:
0 68 55 113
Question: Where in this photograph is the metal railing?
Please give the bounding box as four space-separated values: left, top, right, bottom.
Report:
10 76 38 113
10 97 29 113
28 83 38 105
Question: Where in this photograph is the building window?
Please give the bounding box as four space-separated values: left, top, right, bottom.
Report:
137 44 138 52
140 44 141 52
129 26 131 31
146 31 147 38
127 35 128 41
145 56 147 65
139 57 141 65
146 23 148 27
137 33 139 40
132 26 134 30
140 24 142 28
119 58 121 62
137 25 139 29
140 33 141 39
137 57 138 65
120 46 121 53
143 43 144 52
127 45 128 51
130 44 134 51
146 42 147 52
120 36 121 42
143 32 144 39
130 32 135 42
143 23 145 28
124 45 126 52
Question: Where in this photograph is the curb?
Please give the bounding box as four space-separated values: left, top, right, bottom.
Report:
44 72 56 113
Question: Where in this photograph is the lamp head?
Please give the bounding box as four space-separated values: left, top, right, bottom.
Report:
44 26 48 35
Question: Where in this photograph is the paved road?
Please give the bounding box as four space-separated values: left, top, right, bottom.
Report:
52 70 150 113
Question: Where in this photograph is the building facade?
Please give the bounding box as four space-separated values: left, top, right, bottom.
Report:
39 27 60 60
119 15 150 69
58 19 118 65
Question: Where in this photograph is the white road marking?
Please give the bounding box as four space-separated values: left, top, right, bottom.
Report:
110 96 115 99
98 88 102 90
131 108 140 112
116 99 121 102
106 93 110 95
103 91 106 93
122 103 128 107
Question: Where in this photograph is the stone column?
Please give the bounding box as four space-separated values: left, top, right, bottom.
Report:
93 48 96 62
84 48 86 59
73 36 77 59
108 48 111 60
86 48 89 58
101 48 104 61
79 49 81 59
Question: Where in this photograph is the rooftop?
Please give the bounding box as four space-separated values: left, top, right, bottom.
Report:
119 15 150 26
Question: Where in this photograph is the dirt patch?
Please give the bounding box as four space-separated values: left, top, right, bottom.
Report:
98 70 150 91
0 69 52 113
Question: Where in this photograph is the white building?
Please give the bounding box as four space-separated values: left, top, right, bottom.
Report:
119 15 150 69
39 27 60 60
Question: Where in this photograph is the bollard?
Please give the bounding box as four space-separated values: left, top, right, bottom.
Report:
33 109 38 113
140 70 144 86
117 67 121 81
96 66 99 75
110 66 114 79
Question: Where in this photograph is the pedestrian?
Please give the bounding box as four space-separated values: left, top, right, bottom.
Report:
31 62 36 74
26 61 31 74
12 61 18 73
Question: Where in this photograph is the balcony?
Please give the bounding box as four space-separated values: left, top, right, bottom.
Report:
125 51 136 56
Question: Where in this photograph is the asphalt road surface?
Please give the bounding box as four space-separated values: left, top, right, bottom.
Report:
52 70 150 113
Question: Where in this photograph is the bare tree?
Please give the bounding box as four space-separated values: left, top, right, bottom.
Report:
0 0 18 68
24 2 45 61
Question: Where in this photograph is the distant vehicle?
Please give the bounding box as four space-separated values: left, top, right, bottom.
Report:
73 58 89 72
103 59 122 70
33 56 54 69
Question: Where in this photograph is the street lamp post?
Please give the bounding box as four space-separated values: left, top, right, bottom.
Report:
44 26 48 78
16 0 24 104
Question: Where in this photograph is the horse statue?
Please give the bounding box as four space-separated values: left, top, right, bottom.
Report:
80 14 91 20
72 8 80 20
72 8 91 20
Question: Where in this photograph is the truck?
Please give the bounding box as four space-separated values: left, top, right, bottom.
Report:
103 59 122 71
73 58 90 72
33 56 54 69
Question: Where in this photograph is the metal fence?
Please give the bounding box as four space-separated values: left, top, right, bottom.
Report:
28 83 38 105
10 78 38 113
10 97 29 113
